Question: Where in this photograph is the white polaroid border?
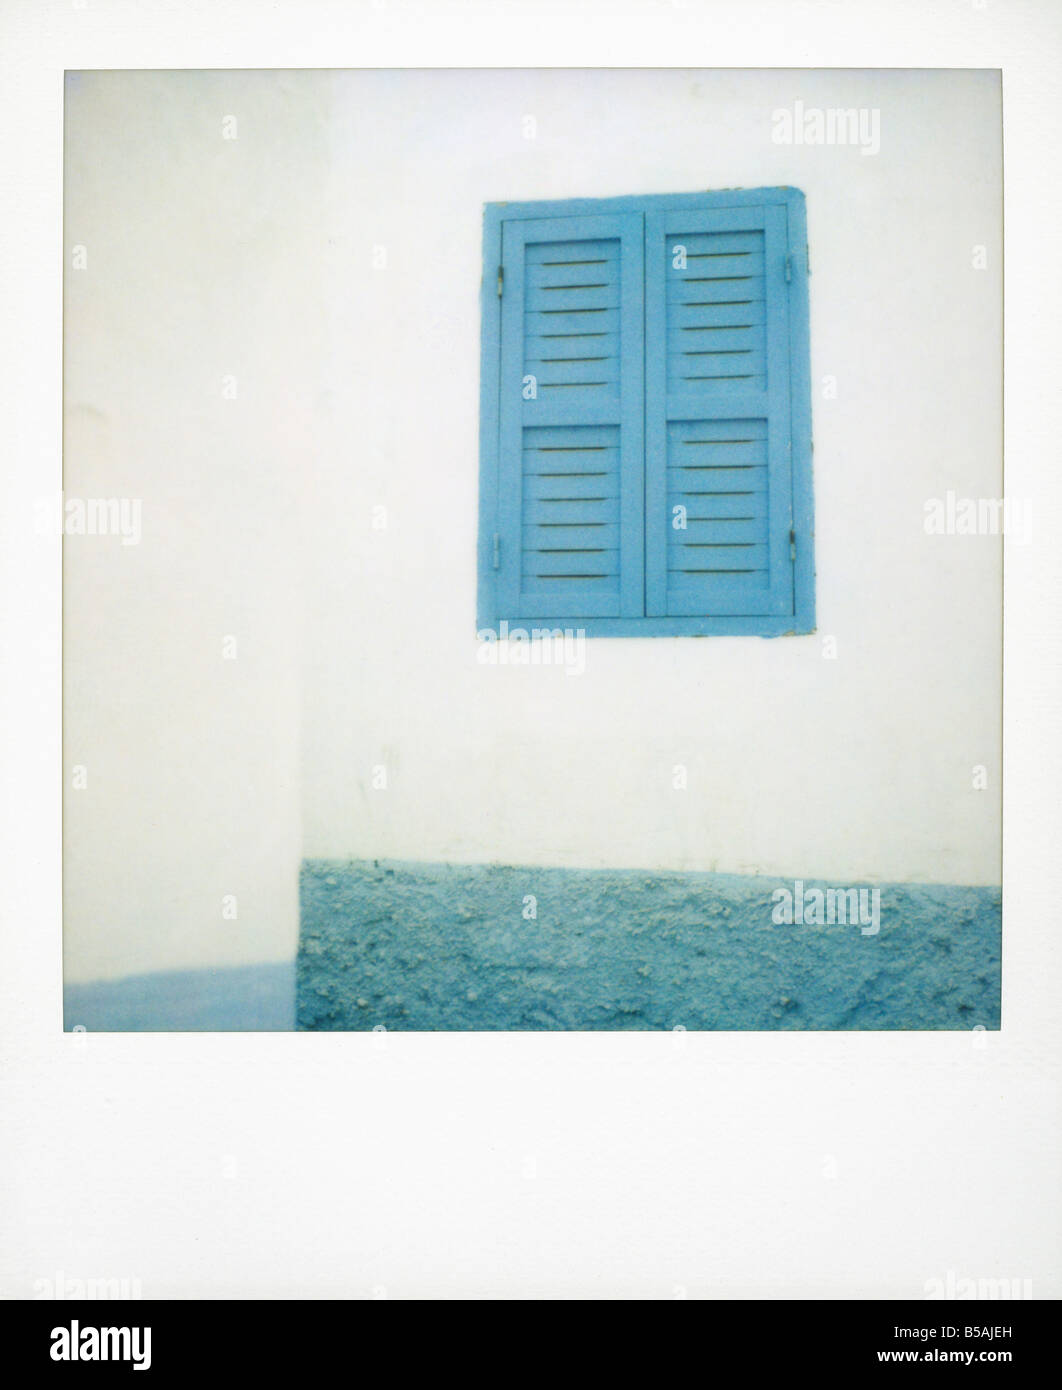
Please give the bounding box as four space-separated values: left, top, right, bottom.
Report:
1 0 1060 1299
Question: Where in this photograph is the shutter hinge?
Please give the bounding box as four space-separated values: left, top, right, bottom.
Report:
497 265 503 297
789 527 797 563
784 253 792 284
492 533 501 569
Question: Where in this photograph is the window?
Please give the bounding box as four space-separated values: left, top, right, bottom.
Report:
477 187 814 637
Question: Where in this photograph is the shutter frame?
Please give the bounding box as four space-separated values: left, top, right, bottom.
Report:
644 202 795 618
493 212 645 624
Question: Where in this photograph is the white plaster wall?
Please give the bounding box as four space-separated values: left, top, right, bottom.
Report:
62 71 323 980
303 67 1002 886
63 67 1002 981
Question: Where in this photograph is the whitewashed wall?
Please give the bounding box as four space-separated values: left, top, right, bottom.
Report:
63 71 321 981
64 68 1002 982
304 67 1002 879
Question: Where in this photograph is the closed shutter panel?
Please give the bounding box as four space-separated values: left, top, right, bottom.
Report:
644 205 794 617
496 213 644 621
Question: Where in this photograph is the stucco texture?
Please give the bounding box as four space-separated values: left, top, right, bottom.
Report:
297 860 1001 1032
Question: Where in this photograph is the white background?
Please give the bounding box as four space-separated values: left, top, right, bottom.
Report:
3 0 1061 1299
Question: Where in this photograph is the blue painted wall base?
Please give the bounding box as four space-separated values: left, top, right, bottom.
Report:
297 860 1001 1031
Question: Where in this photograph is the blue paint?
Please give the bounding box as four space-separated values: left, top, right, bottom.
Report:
64 961 295 1032
496 212 644 620
784 190 815 628
478 188 815 637
297 861 1000 1032
476 207 503 631
646 203 793 618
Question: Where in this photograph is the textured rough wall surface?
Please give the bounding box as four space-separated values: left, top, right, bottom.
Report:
298 861 1001 1032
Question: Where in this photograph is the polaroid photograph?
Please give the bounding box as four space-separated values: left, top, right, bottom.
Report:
62 67 1002 1034
3 0 1058 1313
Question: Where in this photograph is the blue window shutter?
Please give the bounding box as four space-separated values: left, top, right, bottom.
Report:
495 213 644 622
644 204 794 618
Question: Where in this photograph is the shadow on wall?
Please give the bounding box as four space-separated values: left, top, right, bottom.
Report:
64 962 295 1032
